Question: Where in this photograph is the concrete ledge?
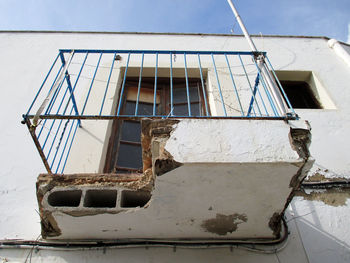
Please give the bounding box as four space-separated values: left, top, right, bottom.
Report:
36 119 313 240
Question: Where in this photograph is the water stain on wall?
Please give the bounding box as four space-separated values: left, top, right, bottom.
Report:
201 213 247 236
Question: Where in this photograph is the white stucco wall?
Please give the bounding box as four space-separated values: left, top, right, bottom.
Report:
0 32 350 262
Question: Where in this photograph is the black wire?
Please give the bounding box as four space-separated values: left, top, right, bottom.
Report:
1 218 289 249
301 180 350 189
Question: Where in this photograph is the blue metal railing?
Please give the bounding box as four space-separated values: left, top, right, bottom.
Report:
22 49 296 174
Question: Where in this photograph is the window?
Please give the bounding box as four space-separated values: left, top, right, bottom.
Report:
104 77 208 173
275 71 336 109
280 80 321 109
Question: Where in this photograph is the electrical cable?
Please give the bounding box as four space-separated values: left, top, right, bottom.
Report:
301 180 350 189
0 218 289 254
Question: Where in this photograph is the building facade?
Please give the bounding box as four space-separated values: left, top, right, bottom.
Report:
0 31 349 262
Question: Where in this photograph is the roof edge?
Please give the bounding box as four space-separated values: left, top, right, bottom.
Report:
0 30 332 40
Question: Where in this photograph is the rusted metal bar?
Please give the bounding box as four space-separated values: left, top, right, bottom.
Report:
25 117 52 174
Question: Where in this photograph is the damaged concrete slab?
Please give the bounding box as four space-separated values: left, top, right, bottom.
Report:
36 118 314 240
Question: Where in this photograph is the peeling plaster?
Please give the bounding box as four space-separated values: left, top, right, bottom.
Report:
296 189 350 207
306 168 350 182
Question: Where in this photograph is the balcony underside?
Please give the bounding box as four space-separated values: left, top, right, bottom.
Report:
37 119 313 240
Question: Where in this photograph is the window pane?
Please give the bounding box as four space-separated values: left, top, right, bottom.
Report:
121 121 141 142
191 102 200 116
124 101 136 115
173 103 201 116
138 102 155 115
124 101 155 115
173 87 199 103
173 104 188 116
116 143 142 170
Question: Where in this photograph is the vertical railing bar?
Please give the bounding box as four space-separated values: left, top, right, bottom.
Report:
116 53 131 116
82 52 103 115
153 52 158 116
100 52 117 115
237 54 262 116
33 51 74 128
251 56 278 116
248 72 269 117
224 54 244 116
197 54 209 116
247 74 260 116
46 105 73 160
60 120 80 174
50 106 74 169
249 56 269 116
249 106 255 116
135 53 144 116
65 74 81 126
46 121 62 161
170 53 174 116
211 53 227 116
26 53 60 116
44 85 72 155
251 101 257 116
38 74 66 140
44 64 65 115
60 52 87 129
255 73 269 116
265 56 295 115
184 53 192 117
41 80 70 148
55 118 77 174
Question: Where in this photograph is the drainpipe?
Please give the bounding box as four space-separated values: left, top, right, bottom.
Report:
328 39 350 68
226 0 288 116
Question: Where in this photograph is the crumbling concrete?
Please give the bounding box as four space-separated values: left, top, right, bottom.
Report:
268 122 314 235
141 119 183 176
37 173 153 238
36 118 314 240
295 189 350 207
37 119 183 238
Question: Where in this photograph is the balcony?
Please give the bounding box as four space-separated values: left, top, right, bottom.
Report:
22 49 312 241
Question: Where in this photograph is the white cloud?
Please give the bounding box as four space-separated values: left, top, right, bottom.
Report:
348 23 350 44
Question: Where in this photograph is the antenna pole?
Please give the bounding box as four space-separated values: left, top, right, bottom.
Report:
226 0 288 116
226 0 257 52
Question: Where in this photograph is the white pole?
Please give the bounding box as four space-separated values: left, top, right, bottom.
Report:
226 0 257 52
328 39 350 69
226 0 288 116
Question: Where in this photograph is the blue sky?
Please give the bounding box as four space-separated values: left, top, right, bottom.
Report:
0 0 349 43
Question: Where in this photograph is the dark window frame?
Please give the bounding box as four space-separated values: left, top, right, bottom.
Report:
104 77 209 174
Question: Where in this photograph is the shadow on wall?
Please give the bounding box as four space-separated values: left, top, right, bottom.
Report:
290 200 350 263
